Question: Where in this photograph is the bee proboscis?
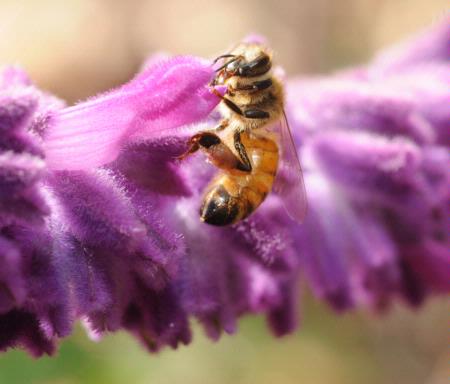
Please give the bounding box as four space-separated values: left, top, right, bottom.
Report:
180 40 307 226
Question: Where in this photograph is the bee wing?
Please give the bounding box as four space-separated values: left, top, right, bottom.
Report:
271 111 307 223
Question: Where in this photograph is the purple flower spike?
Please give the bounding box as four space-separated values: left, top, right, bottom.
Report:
44 56 223 170
0 236 25 313
310 131 424 211
371 17 450 76
288 19 450 311
0 20 449 357
0 81 50 228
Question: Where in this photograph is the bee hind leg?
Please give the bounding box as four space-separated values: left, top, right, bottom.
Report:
233 130 252 172
179 119 230 160
178 131 249 173
176 132 219 160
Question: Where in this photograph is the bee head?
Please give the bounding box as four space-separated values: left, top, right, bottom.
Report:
214 43 272 80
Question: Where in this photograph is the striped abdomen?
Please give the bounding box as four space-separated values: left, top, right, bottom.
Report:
200 132 278 226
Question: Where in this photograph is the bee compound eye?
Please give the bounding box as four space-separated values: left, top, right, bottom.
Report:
238 55 271 77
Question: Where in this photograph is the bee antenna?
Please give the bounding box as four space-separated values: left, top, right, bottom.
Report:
213 54 236 64
214 56 241 72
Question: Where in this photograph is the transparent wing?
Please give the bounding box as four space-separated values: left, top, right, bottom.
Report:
271 111 307 223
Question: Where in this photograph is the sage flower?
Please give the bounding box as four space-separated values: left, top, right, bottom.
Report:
0 19 448 357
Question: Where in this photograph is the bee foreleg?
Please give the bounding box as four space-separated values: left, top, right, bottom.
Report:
233 130 252 173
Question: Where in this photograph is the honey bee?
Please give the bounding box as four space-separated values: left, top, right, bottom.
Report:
180 40 307 226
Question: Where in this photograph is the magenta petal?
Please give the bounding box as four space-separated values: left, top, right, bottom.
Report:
44 56 222 170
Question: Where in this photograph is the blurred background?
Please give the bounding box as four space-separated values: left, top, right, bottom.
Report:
0 0 449 383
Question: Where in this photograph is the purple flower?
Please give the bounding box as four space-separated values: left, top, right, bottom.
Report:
287 19 450 309
0 20 449 357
